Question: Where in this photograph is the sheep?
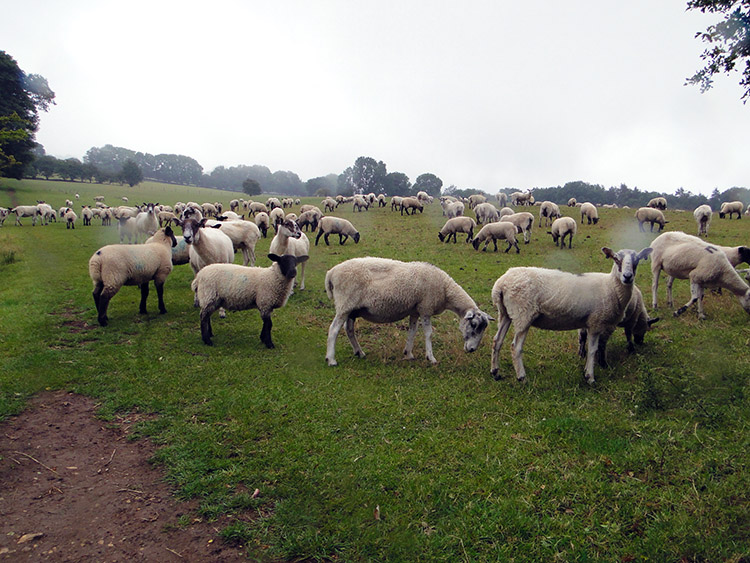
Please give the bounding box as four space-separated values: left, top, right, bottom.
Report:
438 216 476 243
297 208 322 232
693 205 712 237
146 233 190 265
249 201 269 216
117 217 137 243
322 197 337 212
497 192 509 207
191 253 308 347
567 197 577 207
546 216 577 249
377 194 387 207
269 218 310 290
254 212 270 238
647 197 667 210
201 202 218 217
64 208 77 229
217 210 243 221
400 197 423 215
112 205 139 220
315 216 360 246
266 197 282 210
353 195 370 212
10 205 40 226
81 205 93 226
467 194 487 209
490 247 653 384
650 232 750 318
538 201 561 227
175 216 235 275
498 206 515 218
500 212 534 243
324 258 493 366
229 199 240 212
158 210 178 227
580 202 599 225
89 226 178 326
511 192 532 206
207 219 261 266
417 190 432 204
0 207 8 226
391 196 404 211
36 202 55 225
135 203 159 242
474 202 500 225
719 201 744 219
635 207 668 232
649 231 750 269
578 285 659 368
471 221 520 253
443 200 465 219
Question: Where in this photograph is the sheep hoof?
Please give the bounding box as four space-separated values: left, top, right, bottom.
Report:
403 352 415 360
326 358 337 366
159 308 167 315
139 308 148 315
98 318 108 327
491 368 502 381
354 351 366 358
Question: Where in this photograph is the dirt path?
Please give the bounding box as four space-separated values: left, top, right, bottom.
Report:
0 391 251 562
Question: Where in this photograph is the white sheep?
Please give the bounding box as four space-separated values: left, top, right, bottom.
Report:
650 233 750 318
567 198 577 207
391 196 404 211
497 192 509 207
10 205 40 226
438 216 476 243
474 202 500 225
647 197 667 210
467 194 487 209
269 207 285 228
472 221 520 253
176 216 235 275
443 200 465 219
719 201 744 219
693 205 712 237
649 231 750 270
538 201 561 227
0 207 8 226
36 202 55 225
298 208 323 232
208 218 261 266
547 217 577 249
400 197 423 215
158 210 178 227
135 203 159 242
218 210 243 221
500 211 534 243
324 257 493 366
315 216 360 246
117 217 137 243
353 195 370 212
249 202 269 216
635 207 668 232
89 226 178 326
322 197 337 212
64 208 77 229
269 218 310 290
580 202 599 225
498 206 515 218
490 247 653 384
192 253 308 347
81 205 93 226
254 211 270 238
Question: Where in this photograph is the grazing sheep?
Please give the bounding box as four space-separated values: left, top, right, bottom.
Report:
693 205 712 236
201 202 218 217
266 197 282 210
208 219 261 266
468 194 487 209
648 231 750 268
391 196 404 211
315 216 360 246
474 202 500 225
192 253 308 347
254 212 270 238
511 192 532 206
269 207 285 229
229 199 240 212
500 212 534 243
64 208 77 229
353 195 370 212
217 211 243 221
580 202 599 225
10 205 40 226
498 206 515 218
635 207 668 232
377 194 387 207
647 197 667 210
538 201 561 227
249 202 269 216
650 232 750 318
89 226 178 326
269 218 310 290
176 216 235 275
490 247 653 384
158 211 178 227
297 208 323 232
719 201 744 219
400 197 423 215
547 216 577 248
567 198 577 207
443 200 465 219
322 197 337 212
438 216 476 243
472 221 520 252
324 258 493 366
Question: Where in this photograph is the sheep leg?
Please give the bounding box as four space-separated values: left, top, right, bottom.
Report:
260 315 274 348
403 315 419 360
568 235 573 249
92 282 106 325
422 316 437 364
155 281 167 314
492 239 498 252
326 313 348 365
96 287 117 326
241 247 250 266
490 317 512 380
324 233 331 246
200 308 214 345
584 331 600 384
577 329 587 358
666 276 675 308
505 240 512 253
651 267 661 309
298 261 306 290
344 317 365 358
510 328 529 382
675 282 705 320
339 234 348 245
139 283 150 314
248 246 256 267
314 230 324 246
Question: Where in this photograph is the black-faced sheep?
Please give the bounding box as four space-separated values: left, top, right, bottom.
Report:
719 201 743 219
325 258 493 366
635 207 668 232
472 221 520 252
580 202 599 225
315 216 360 246
647 197 667 210
538 201 561 227
269 218 310 290
254 212 270 238
400 197 423 215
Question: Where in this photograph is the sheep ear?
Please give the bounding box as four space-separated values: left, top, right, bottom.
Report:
210 224 222 229
648 317 660 326
268 253 281 263
637 247 653 261
601 247 615 259
296 255 309 264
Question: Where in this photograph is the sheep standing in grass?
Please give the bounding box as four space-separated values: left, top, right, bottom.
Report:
315 216 360 246
249 202 268 216
81 206 93 226
135 203 159 242
472 221 520 252
89 227 178 326
693 205 712 236
117 217 137 243
650 233 750 318
719 201 743 219
567 198 577 207
209 219 261 266
176 216 235 275
647 197 667 210
10 205 40 226
490 247 653 384
500 212 534 243
353 196 370 212
438 217 476 243
298 208 323 232
0 207 8 226
324 258 493 366
635 207 668 232
391 196 404 211
255 212 270 238
400 197 424 215
323 197 337 212
443 201 465 219
580 202 599 225
64 208 77 229
474 202 500 225
547 217 577 249
192 254 308 347
270 218 310 290
538 201 561 227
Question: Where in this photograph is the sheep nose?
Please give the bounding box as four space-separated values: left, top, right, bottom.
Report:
622 272 633 284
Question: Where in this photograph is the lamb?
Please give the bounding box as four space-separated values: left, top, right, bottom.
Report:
64 208 77 229
474 202 500 225
438 216 476 243
635 207 668 232
647 197 667 210
719 201 744 219
538 201 561 227
254 212 270 238
400 197 423 215
471 221 520 252
650 233 750 318
693 205 712 236
89 226 178 326
297 208 322 232
208 219 261 266
175 216 235 275
269 218 310 290
500 212 534 243
547 216 577 249
191 253 308 347
580 202 599 224
135 203 159 242
324 258 493 366
315 216 360 246
10 205 40 226
490 247 653 384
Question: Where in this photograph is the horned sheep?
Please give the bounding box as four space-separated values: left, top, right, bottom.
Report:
547 216 577 249
472 221 520 253
438 216 476 243
324 258 493 366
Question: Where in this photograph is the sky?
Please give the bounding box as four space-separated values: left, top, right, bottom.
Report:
3 0 749 196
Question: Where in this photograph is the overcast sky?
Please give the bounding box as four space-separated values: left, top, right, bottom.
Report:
3 0 748 195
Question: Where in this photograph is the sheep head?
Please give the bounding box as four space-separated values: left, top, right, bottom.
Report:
602 247 652 285
460 309 494 353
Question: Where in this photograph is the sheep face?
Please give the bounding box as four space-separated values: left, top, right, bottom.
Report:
279 219 302 239
602 247 652 285
179 217 208 245
459 309 493 353
268 253 309 279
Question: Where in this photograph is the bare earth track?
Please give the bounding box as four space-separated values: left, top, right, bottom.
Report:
0 391 249 562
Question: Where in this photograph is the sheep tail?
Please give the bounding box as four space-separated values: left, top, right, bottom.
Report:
324 270 334 300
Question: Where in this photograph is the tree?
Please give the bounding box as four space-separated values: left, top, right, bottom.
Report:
383 172 411 196
120 159 143 187
242 178 261 196
0 51 55 178
351 156 387 194
413 173 443 197
687 0 750 100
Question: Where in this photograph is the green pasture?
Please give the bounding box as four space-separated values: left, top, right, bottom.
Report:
1 178 749 561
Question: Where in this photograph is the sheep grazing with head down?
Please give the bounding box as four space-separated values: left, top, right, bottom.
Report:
270 218 310 289
635 207 668 232
647 197 667 210
500 212 534 243
400 197 424 215
192 253 308 347
547 216 577 249
580 202 599 225
472 221 520 252
474 202 500 225
538 201 561 227
490 246 653 384
315 216 360 246
719 201 744 219
693 205 712 237
443 200 465 219
89 226 178 326
438 216 476 243
254 212 270 238
325 258 493 366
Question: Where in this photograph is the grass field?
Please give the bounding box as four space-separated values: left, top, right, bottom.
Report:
1 178 749 561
